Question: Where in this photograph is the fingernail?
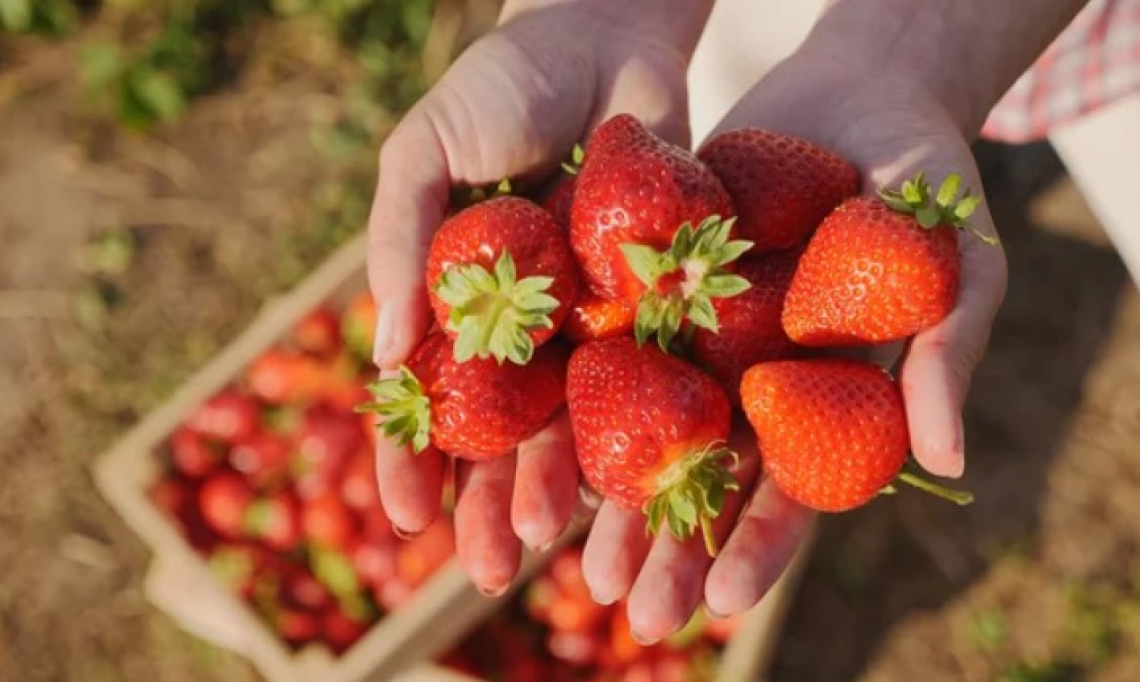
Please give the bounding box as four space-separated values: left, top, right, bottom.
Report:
630 629 655 646
704 604 730 620
392 524 420 540
478 582 510 598
372 305 395 366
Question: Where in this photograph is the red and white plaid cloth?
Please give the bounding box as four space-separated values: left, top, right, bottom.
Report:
983 0 1140 143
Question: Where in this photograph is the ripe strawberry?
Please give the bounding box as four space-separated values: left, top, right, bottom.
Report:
783 172 996 345
292 307 342 357
169 426 222 478
322 605 369 655
340 449 380 511
276 607 321 648
282 566 333 611
560 291 635 345
302 490 358 550
570 114 750 349
698 128 860 253
547 629 600 666
199 473 254 539
740 359 908 511
566 337 737 554
229 432 292 487
293 404 361 499
691 250 802 398
359 332 567 460
246 349 323 405
425 196 579 365
397 518 455 588
148 477 193 520
350 536 398 588
341 292 377 361
185 390 260 443
246 490 302 552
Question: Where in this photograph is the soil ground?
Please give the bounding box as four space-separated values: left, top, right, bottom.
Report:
2 18 1140 682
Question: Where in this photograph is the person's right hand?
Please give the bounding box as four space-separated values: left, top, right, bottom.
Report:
367 0 708 596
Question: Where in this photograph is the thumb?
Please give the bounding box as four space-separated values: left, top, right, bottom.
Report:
368 113 450 368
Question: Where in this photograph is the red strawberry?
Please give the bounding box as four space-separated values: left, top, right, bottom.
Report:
397 518 455 588
566 337 737 554
740 359 909 512
341 292 377 361
149 477 194 520
322 606 369 655
359 332 567 460
547 629 600 666
293 404 361 499
247 349 323 405
698 128 860 253
340 449 380 511
282 566 333 611
691 250 802 398
570 114 749 349
292 307 342 357
783 172 996 345
277 607 320 648
185 390 260 443
302 490 358 550
350 536 399 588
199 473 254 539
246 490 302 551
229 432 292 487
169 426 222 478
560 291 635 345
425 196 579 365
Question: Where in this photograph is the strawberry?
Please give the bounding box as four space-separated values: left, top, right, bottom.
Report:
292 307 342 357
246 490 302 552
322 605 369 655
741 358 973 512
566 337 737 554
229 432 292 487
783 172 996 345
350 536 398 588
185 389 260 443
276 607 321 648
691 250 802 398
169 426 222 478
359 332 567 460
148 477 194 520
560 291 635 345
341 292 377 361
698 128 860 253
282 566 333 611
247 348 323 405
570 114 750 350
199 472 254 539
425 196 579 365
340 449 380 511
293 404 361 499
547 629 600 666
302 490 358 550
397 517 455 588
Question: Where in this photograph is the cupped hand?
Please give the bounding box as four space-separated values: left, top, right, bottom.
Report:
581 50 1008 641
367 2 700 595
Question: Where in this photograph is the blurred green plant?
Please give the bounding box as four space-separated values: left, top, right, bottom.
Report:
0 0 78 35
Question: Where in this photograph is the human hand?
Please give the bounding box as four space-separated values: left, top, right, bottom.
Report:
580 47 1007 641
366 0 710 595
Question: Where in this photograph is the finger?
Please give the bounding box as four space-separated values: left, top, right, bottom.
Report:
368 113 450 368
704 479 816 616
454 454 523 596
374 376 446 534
625 445 761 644
581 501 652 605
900 209 1008 478
511 412 579 552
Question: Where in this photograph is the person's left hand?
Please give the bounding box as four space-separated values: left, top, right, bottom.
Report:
580 46 1007 642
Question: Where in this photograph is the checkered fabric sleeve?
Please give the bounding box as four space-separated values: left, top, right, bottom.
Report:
982 0 1140 143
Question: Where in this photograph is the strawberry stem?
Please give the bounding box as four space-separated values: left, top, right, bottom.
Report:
356 367 432 453
643 442 739 557
877 171 999 245
895 471 974 506
621 215 753 353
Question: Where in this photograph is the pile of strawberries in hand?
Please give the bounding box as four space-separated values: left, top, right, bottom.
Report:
363 112 989 557
150 297 455 655
442 544 737 682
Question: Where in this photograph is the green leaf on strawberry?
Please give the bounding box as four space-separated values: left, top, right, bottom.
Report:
357 367 431 453
620 215 753 352
878 171 998 245
642 442 739 556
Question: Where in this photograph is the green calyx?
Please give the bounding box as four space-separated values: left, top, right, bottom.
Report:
449 178 513 209
435 250 560 365
621 215 753 353
643 442 740 557
356 367 431 454
560 144 585 176
878 171 999 245
877 463 974 506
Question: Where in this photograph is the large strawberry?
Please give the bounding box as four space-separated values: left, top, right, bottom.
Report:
783 172 996 345
570 114 751 350
698 128 860 253
426 196 579 365
740 359 973 511
691 249 802 398
566 337 737 555
359 332 567 460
